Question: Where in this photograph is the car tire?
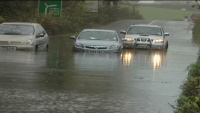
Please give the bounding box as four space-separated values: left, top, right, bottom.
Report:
165 42 168 50
34 45 38 52
46 44 48 52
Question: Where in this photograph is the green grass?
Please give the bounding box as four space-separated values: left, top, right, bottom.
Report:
137 6 196 20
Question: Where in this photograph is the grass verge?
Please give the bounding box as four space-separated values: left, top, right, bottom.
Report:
192 20 200 44
137 6 195 20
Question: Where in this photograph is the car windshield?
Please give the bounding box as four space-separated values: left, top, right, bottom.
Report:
127 26 162 36
78 31 118 41
0 24 34 35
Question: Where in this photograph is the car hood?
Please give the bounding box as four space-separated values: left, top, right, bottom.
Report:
0 35 34 42
126 34 163 39
76 40 121 46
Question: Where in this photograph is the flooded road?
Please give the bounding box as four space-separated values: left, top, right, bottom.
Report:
0 20 199 113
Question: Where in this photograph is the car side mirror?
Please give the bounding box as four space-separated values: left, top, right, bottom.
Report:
70 35 76 39
164 33 169 36
121 38 126 41
120 30 126 35
36 33 45 38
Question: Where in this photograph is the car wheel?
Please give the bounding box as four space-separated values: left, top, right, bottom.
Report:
46 44 48 52
34 45 38 52
165 42 168 50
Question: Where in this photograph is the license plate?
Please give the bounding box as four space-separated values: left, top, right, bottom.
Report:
0 46 16 50
137 45 150 49
85 50 104 53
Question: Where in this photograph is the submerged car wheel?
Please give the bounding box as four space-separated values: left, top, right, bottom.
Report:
46 44 48 52
34 45 38 52
165 42 168 50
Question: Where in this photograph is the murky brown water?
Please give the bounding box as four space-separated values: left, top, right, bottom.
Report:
0 20 199 113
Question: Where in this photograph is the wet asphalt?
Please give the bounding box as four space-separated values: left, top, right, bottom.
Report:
0 20 199 113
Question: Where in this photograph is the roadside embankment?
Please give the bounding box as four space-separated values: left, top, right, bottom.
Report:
175 20 200 113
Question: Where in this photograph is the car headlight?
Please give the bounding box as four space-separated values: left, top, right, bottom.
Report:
109 45 119 49
155 39 164 43
125 37 134 42
24 40 33 45
75 43 84 48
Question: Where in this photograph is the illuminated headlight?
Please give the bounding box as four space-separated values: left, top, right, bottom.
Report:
24 40 33 45
109 45 119 49
125 37 134 42
155 39 164 43
75 43 84 48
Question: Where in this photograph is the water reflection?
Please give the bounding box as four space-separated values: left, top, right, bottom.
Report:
0 50 47 65
121 51 133 66
152 52 162 70
121 49 165 70
73 52 122 73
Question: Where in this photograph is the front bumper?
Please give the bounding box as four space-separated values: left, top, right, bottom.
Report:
123 41 164 50
0 45 34 50
73 47 122 53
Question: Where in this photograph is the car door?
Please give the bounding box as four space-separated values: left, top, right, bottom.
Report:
35 25 49 48
38 24 49 46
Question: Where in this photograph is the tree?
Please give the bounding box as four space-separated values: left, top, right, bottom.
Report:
102 0 119 7
0 1 38 21
187 0 200 9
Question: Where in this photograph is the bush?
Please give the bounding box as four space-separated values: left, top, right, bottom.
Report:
175 51 200 113
1 1 143 36
175 96 200 113
35 14 81 36
0 16 4 24
34 4 143 36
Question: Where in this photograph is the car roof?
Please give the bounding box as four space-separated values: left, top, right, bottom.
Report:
1 22 39 26
82 29 116 32
130 24 162 28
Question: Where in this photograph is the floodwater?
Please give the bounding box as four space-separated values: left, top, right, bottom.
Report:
0 20 199 113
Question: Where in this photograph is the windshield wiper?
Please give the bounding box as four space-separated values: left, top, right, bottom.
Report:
149 34 160 36
139 34 149 36
129 33 144 34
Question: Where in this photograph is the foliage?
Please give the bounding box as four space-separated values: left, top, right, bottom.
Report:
0 1 38 22
0 16 4 24
34 1 88 35
192 20 200 44
175 96 200 113
189 0 200 9
175 51 200 113
0 1 143 36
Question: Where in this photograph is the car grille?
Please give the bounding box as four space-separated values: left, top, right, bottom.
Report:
84 50 104 53
136 38 153 42
0 41 9 45
0 41 22 45
85 45 108 49
10 41 22 45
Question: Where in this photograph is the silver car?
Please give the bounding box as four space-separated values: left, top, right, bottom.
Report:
0 22 49 51
120 24 169 50
71 29 123 53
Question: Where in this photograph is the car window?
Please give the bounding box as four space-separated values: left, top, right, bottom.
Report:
0 24 34 35
38 24 46 35
78 31 118 41
127 26 162 36
36 25 44 36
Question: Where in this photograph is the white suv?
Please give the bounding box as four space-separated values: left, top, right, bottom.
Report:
120 24 169 50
